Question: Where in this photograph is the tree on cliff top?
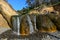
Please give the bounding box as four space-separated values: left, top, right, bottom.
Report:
26 0 51 7
26 0 60 8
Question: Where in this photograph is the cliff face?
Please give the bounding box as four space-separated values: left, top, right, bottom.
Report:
0 14 11 34
0 0 18 34
0 0 18 26
0 0 60 35
0 14 9 28
36 15 57 32
28 5 60 32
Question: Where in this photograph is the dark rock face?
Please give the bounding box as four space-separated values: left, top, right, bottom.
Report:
46 13 60 31
36 14 57 32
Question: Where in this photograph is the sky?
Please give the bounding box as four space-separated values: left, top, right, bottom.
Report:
8 0 27 10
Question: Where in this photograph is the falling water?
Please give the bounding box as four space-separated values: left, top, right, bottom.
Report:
17 16 22 35
27 15 34 34
12 15 22 35
16 16 22 35
33 15 38 31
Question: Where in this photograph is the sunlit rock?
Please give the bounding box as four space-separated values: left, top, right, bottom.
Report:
0 0 18 34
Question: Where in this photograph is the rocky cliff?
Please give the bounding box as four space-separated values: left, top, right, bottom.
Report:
0 0 60 35
0 0 18 34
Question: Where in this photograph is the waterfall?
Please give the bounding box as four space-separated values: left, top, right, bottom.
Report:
27 15 34 34
16 16 23 35
33 15 38 31
12 15 22 35
17 17 20 35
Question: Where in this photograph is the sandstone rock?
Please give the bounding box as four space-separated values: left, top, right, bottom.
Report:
0 14 10 34
0 0 18 34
